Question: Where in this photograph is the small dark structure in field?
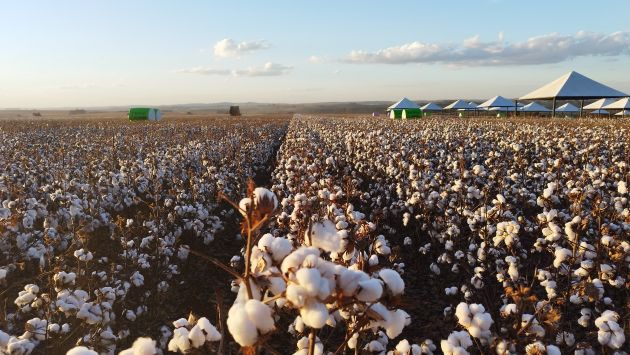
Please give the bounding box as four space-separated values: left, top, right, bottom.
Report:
229 106 241 116
32 112 42 117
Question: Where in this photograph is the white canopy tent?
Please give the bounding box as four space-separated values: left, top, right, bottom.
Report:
604 98 630 117
583 98 617 110
445 100 474 110
421 102 443 111
555 103 580 113
478 96 517 110
519 71 627 117
387 97 420 111
519 102 551 113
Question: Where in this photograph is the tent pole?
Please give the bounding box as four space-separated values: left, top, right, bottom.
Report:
515 100 518 117
552 98 557 118
580 99 584 118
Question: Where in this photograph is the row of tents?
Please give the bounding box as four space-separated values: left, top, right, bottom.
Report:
387 71 630 118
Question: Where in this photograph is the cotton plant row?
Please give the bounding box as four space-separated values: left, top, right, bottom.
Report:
0 118 288 354
265 116 628 354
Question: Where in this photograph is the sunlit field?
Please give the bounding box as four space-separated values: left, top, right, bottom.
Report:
1 114 628 354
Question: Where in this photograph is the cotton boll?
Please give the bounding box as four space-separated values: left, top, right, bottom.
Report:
168 327 191 353
227 303 258 346
379 269 405 296
188 324 206 348
307 219 344 253
356 279 383 302
295 268 322 297
441 330 472 355
67 346 98 355
338 269 369 297
384 309 410 339
300 300 328 329
245 299 275 333
119 337 157 355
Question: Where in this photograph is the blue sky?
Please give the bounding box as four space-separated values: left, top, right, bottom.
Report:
1 0 630 108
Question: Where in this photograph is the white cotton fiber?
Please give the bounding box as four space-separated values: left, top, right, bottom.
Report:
300 300 329 329
119 337 157 355
227 303 258 346
245 299 275 333
67 346 98 355
295 268 322 297
379 269 405 296
307 219 345 253
356 279 383 302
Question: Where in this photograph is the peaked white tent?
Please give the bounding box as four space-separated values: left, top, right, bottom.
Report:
467 102 480 110
555 103 580 113
478 96 517 109
614 110 630 116
583 98 617 110
519 102 551 113
445 100 474 110
387 97 420 111
519 71 627 117
421 102 443 111
603 97 630 110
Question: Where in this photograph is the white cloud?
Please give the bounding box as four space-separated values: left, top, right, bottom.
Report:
233 62 292 77
175 67 232 76
308 55 327 63
176 62 292 77
213 38 270 58
342 31 630 66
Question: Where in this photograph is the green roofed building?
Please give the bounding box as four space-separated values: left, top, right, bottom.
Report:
128 108 163 121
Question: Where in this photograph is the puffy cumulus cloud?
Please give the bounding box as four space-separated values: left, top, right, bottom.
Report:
342 31 630 66
176 62 292 77
213 38 270 58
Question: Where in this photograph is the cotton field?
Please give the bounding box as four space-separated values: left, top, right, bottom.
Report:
0 115 629 355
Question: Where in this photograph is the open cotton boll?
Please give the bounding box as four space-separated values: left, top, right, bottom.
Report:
295 268 323 297
119 337 157 355
227 303 258 346
356 279 383 302
67 346 98 355
383 309 411 339
300 299 329 328
379 269 405 296
338 268 369 296
188 325 206 348
441 330 472 355
245 299 276 333
595 310 625 349
281 247 321 275
196 317 221 342
168 327 191 353
307 219 345 253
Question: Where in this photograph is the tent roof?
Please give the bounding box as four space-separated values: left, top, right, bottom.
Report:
478 95 516 108
519 102 551 112
519 71 627 100
614 110 630 116
388 97 420 110
604 97 630 109
421 102 443 111
584 98 617 110
445 99 473 110
467 102 479 109
555 103 580 113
